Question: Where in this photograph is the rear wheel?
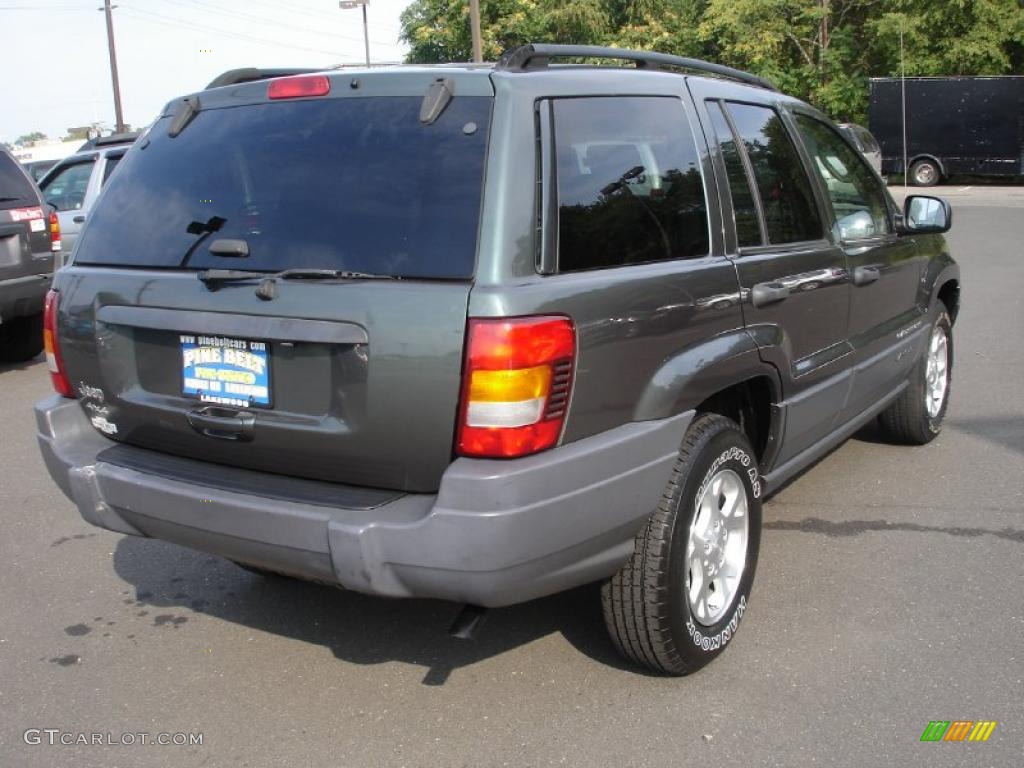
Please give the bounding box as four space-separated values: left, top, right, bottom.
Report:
878 310 952 444
602 413 762 675
0 312 44 363
910 158 941 187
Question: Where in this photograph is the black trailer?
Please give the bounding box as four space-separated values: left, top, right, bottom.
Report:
868 76 1023 186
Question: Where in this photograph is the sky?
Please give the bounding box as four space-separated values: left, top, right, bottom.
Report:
0 0 413 144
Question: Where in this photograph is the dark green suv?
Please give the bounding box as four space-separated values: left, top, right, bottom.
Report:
35 45 959 675
0 147 59 362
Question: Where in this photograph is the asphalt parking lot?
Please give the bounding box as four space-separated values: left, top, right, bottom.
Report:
1 186 1021 768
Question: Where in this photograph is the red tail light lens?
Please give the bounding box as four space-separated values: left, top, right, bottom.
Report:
267 75 330 100
49 210 61 252
457 316 575 458
43 290 74 397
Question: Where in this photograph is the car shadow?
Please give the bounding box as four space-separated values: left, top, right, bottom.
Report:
111 535 651 685
0 352 43 374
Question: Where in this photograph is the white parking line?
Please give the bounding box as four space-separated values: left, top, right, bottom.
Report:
958 186 973 191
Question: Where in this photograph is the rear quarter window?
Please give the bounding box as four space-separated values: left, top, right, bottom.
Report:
552 96 709 272
0 152 39 211
74 96 492 279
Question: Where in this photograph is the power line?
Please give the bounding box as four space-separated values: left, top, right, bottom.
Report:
153 0 402 48
119 7 357 59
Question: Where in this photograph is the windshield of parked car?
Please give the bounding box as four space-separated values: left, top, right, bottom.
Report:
74 96 493 279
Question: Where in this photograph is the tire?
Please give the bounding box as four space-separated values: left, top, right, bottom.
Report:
909 158 941 187
601 413 763 675
0 312 44 363
878 309 952 445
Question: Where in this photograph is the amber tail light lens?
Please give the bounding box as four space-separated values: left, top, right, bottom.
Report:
457 316 575 458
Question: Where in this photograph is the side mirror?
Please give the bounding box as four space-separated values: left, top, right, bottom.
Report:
900 195 951 234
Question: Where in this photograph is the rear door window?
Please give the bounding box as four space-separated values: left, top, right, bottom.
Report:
0 152 39 211
706 101 762 247
724 102 823 245
552 96 709 272
74 96 492 279
41 159 96 211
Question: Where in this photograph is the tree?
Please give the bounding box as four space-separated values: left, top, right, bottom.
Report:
399 0 1024 122
15 131 47 145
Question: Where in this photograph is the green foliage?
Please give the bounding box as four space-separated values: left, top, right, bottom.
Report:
400 0 1024 122
15 131 47 145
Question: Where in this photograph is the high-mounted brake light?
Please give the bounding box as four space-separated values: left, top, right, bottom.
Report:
49 210 61 252
43 290 74 398
267 75 331 100
457 316 575 458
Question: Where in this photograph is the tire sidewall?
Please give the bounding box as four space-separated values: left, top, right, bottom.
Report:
921 310 953 435
667 424 762 665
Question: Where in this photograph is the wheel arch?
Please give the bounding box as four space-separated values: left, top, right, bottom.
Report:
632 328 782 465
909 154 946 181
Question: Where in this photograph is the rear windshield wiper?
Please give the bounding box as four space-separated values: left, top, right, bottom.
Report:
197 267 396 299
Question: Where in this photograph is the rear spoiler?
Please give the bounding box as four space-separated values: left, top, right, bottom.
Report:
205 67 326 90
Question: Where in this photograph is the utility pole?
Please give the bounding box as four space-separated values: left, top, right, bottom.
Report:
339 1 370 67
469 0 483 63
99 0 126 133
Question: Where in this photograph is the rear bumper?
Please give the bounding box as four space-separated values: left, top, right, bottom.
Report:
36 395 691 607
0 272 51 321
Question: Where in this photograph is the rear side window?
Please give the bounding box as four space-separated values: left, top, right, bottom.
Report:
75 96 492 279
0 152 38 210
706 101 761 247
41 160 95 211
102 153 125 184
725 102 823 245
553 96 708 272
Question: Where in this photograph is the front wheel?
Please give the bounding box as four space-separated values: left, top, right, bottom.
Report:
602 413 762 675
878 310 953 444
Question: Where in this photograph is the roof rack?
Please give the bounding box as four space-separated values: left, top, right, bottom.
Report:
205 67 325 90
76 131 139 151
495 44 777 92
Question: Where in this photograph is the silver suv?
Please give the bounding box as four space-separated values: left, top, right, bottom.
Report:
38 133 135 262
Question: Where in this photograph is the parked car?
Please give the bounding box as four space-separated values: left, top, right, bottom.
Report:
837 122 883 177
0 147 59 362
22 159 58 182
869 75 1024 185
37 132 136 261
35 45 959 675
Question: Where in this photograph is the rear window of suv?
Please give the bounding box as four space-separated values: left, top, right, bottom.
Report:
0 152 39 211
74 95 492 279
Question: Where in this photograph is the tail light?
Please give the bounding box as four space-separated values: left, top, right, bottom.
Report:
267 75 330 100
43 290 74 397
49 210 61 252
457 316 575 458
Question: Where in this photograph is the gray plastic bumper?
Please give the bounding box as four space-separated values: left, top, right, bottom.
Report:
0 272 51 321
36 395 692 607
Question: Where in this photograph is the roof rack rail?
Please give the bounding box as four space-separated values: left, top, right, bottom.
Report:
76 131 140 151
495 44 777 92
205 67 325 90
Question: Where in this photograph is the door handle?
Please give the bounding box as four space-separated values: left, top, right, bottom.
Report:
72 215 85 224
853 266 880 286
186 406 255 441
751 282 790 308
